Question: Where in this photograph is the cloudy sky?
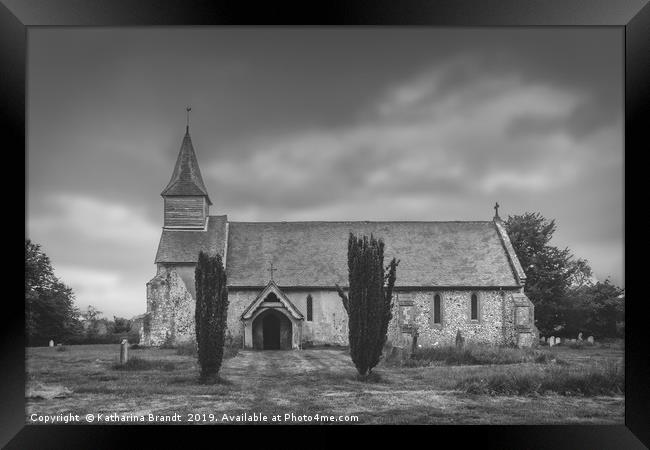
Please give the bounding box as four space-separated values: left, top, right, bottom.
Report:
27 28 624 319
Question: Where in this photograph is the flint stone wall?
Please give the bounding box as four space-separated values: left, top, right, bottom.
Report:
143 265 196 346
143 263 535 348
387 290 529 348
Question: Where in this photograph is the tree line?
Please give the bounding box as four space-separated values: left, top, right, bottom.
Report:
25 240 138 346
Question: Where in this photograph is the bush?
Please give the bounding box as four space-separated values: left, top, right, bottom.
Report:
63 330 141 346
456 362 623 396
112 357 177 372
567 340 595 350
410 344 563 366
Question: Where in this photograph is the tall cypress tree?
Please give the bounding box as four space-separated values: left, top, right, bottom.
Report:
195 251 229 383
336 233 398 378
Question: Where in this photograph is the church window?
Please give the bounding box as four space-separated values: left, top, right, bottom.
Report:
433 294 442 324
306 295 313 321
471 293 479 321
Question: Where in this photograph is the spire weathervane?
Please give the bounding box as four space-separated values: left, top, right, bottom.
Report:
268 262 277 282
494 202 500 219
186 106 192 131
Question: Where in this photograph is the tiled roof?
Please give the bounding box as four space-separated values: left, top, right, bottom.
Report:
154 215 227 263
160 127 212 204
225 221 521 288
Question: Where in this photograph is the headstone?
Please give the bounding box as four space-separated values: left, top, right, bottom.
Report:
549 336 555 347
540 337 546 343
120 339 129 364
555 337 561 346
570 339 576 343
48 340 54 347
587 336 594 344
578 332 583 341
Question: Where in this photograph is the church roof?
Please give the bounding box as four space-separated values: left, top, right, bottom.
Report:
161 127 212 204
225 220 521 288
155 215 227 263
155 218 523 288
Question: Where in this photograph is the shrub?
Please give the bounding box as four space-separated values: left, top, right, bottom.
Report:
112 357 177 371
456 362 623 396
63 330 140 346
410 344 563 366
335 233 399 379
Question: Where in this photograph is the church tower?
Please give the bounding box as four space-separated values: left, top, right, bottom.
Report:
160 123 212 229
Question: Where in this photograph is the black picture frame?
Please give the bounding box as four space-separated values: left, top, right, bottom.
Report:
2 0 648 447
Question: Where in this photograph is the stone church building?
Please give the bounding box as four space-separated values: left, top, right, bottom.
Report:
142 126 538 349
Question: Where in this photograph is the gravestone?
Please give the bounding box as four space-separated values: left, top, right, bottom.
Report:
540 337 546 343
555 337 562 346
570 339 576 343
48 340 54 347
120 339 128 364
587 336 594 344
578 332 583 341
549 336 555 347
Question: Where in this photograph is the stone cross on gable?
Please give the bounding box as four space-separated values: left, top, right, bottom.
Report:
268 262 277 282
494 202 500 219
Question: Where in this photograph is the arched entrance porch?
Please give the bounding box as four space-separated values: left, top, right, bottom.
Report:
252 308 293 350
241 281 304 350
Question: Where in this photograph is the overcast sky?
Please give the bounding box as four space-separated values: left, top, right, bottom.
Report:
27 28 624 318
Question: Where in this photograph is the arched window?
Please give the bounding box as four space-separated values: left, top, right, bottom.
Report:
433 294 442 324
306 294 313 322
470 293 479 321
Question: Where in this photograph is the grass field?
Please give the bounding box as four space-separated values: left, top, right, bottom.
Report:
25 343 624 425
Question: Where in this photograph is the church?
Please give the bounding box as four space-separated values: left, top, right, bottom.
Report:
142 124 538 350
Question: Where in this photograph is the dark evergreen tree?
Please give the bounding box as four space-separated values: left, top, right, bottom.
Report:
336 233 398 379
194 251 229 383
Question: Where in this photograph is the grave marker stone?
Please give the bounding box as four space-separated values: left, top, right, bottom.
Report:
120 339 128 364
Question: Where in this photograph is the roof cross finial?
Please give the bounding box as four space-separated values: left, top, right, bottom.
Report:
494 201 500 219
185 106 191 132
268 262 277 282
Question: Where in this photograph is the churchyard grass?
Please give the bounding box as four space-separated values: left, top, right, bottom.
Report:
25 342 623 424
